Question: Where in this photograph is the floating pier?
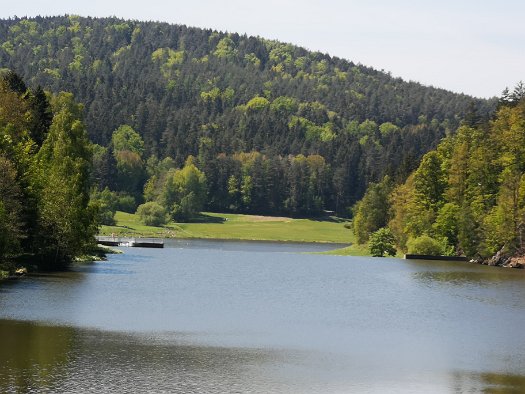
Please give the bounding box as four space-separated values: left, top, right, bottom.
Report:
96 236 164 248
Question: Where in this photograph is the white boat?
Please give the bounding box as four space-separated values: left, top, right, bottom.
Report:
118 240 135 247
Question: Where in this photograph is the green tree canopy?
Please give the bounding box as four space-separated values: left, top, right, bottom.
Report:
34 92 96 266
160 157 207 221
353 177 393 244
111 125 145 156
0 156 23 259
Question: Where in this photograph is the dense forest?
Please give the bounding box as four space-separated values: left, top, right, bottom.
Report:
353 84 525 261
3 15 520 266
0 71 96 274
0 16 496 218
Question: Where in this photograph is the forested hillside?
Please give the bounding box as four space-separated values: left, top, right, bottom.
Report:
353 85 525 260
0 16 495 216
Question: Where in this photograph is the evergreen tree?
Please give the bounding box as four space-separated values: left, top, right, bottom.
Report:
34 93 96 267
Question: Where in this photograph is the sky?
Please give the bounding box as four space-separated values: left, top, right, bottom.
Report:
2 0 524 98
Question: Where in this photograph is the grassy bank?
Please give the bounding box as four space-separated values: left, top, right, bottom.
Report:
100 211 355 244
317 244 372 256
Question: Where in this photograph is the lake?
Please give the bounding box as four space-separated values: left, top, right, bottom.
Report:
1 240 525 393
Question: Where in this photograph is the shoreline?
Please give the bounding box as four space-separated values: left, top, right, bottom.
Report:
471 250 525 269
0 245 124 285
96 234 522 264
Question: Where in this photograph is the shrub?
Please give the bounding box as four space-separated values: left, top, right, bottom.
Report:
90 187 118 226
406 235 448 255
368 227 397 257
117 194 136 213
136 202 168 226
171 192 199 222
98 206 116 226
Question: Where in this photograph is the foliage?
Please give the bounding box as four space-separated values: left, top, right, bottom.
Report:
380 91 525 258
159 157 207 221
413 151 446 211
379 122 400 136
111 125 144 156
270 96 298 115
111 125 145 197
213 36 237 59
0 16 495 217
368 227 396 257
136 201 167 226
432 203 460 247
116 194 137 213
34 92 96 266
0 157 23 259
406 235 450 256
114 149 145 195
90 187 118 225
0 73 96 269
353 177 392 244
245 96 270 111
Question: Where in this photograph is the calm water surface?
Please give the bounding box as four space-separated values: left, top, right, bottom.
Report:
1 240 525 393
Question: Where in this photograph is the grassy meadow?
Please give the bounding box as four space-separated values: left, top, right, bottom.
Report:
100 211 357 245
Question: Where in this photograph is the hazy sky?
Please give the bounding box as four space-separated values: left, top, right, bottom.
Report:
2 0 524 98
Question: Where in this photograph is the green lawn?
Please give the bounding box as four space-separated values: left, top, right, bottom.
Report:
100 211 355 244
318 243 404 257
318 243 372 256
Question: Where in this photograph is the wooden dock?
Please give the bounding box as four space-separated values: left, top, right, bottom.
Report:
96 236 164 248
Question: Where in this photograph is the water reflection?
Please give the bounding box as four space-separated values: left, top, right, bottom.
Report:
413 270 525 287
452 371 525 393
479 373 525 393
0 320 74 393
0 320 294 393
2 320 525 393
